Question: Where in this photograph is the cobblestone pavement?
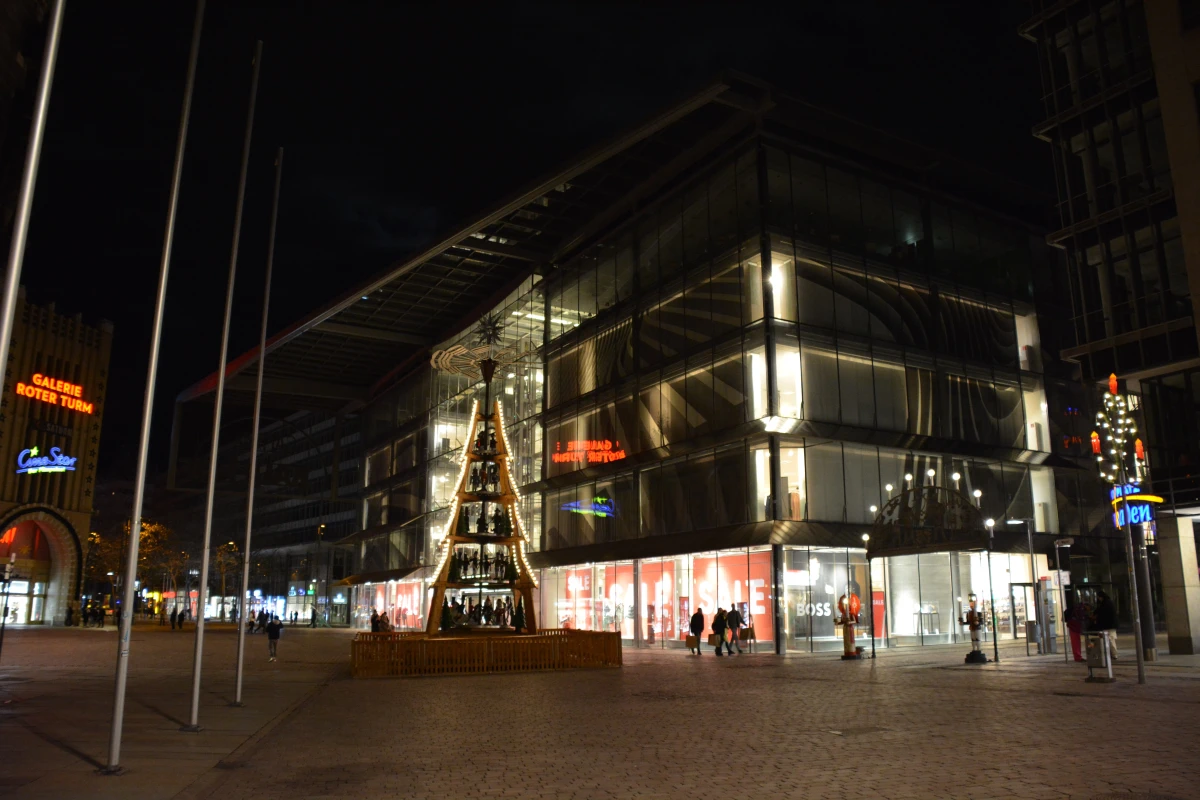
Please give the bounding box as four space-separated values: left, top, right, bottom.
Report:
2 626 1199 800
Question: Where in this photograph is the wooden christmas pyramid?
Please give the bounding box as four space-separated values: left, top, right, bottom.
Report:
425 388 539 635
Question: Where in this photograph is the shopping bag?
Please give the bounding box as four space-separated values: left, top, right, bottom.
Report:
739 626 755 641
686 635 699 649
707 634 719 646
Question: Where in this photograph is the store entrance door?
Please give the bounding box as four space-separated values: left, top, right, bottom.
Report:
1011 582 1037 641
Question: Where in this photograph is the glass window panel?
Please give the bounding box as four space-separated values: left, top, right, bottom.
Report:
735 150 758 242
709 162 739 255
709 253 743 336
917 553 954 644
775 336 802 419
615 234 636 303
682 182 710 266
791 155 828 245
686 357 716 438
801 342 839 423
713 444 749 526
873 349 908 432
827 168 862 254
842 444 881 524
711 346 747 427
769 244 798 321
660 457 689 534
861 179 894 260
765 145 792 231
837 345 875 428
805 442 845 522
778 446 806 520
636 215 659 290
660 198 684 282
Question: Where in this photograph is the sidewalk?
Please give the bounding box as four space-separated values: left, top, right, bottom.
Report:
0 622 349 800
2 624 1198 800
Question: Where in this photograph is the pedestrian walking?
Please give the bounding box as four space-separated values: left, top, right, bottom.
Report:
64 605 74 627
712 608 728 656
309 607 317 628
170 608 178 630
725 605 744 654
689 607 704 655
158 606 166 626
370 608 380 633
1092 590 1119 660
266 615 283 662
291 610 298 626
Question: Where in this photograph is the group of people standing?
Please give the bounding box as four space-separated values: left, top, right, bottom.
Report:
1064 589 1120 662
687 606 746 656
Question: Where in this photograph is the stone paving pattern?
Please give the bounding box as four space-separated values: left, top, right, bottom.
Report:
2 624 1199 799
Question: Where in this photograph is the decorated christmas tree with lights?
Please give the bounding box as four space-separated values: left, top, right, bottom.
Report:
425 315 538 635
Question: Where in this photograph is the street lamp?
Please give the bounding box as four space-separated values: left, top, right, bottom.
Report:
926 468 936 485
1092 372 1147 684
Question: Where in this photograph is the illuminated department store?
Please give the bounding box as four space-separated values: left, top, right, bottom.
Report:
288 78 1106 650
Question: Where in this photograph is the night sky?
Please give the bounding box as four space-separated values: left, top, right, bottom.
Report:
15 1 1046 478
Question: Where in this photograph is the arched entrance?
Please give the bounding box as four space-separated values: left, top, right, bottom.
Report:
0 507 81 626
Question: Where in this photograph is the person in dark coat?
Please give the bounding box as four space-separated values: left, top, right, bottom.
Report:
309 607 317 628
725 606 744 655
170 608 178 630
712 609 728 656
64 605 74 627
265 616 283 662
689 608 704 655
370 608 380 633
1092 591 1119 660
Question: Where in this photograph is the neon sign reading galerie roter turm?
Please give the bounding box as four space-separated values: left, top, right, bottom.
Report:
14 373 94 414
15 445 78 475
551 439 627 465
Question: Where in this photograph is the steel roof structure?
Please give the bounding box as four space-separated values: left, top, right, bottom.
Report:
177 73 1048 414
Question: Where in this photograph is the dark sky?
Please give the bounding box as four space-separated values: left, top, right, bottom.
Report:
16 1 1048 478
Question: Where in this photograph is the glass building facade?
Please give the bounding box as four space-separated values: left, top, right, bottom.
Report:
347 128 1089 649
525 138 1065 651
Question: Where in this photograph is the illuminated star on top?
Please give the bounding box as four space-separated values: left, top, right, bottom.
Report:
29 446 38 457
475 313 504 347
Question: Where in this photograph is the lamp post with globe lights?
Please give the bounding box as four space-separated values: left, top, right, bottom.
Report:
1092 373 1147 684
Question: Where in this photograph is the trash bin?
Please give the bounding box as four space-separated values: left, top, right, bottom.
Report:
1084 632 1114 683
1086 633 1109 668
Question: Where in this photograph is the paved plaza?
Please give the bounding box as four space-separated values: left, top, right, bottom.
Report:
1 624 1198 800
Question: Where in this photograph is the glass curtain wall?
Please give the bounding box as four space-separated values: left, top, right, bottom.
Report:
357 278 545 577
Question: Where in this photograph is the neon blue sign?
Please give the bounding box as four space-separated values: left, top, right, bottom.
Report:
16 445 77 475
562 497 616 518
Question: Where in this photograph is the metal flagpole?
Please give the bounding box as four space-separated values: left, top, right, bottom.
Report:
106 0 206 773
0 0 65 412
184 39 263 732
234 147 282 706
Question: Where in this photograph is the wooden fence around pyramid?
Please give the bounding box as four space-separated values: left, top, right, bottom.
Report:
424 397 539 635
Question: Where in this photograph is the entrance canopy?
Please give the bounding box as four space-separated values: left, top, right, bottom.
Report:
866 487 991 559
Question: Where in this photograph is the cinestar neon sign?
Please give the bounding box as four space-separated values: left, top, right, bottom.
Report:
561 496 617 518
15 373 94 414
16 445 77 474
1109 483 1162 527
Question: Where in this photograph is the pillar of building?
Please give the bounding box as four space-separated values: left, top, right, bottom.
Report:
1159 516 1200 655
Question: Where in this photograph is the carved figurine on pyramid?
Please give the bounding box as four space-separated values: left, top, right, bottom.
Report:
425 314 539 634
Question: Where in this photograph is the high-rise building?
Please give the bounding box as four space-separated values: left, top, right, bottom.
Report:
1022 0 1200 652
0 289 112 625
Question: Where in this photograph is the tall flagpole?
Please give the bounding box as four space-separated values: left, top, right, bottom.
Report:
184 39 263 733
234 147 282 706
106 0 205 773
0 0 65 418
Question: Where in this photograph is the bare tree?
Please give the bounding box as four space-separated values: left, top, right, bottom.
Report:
213 541 241 622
